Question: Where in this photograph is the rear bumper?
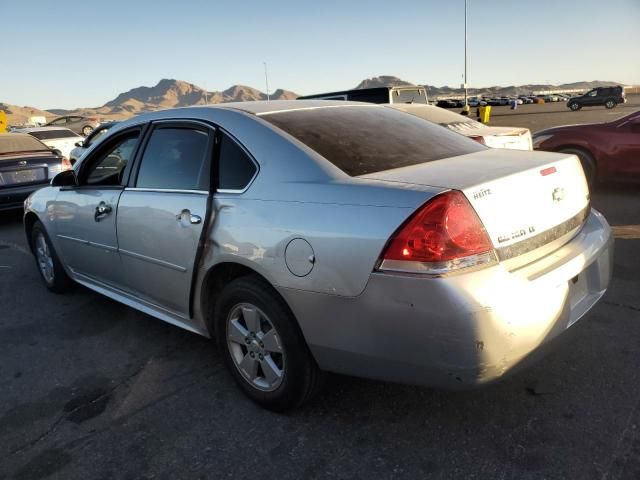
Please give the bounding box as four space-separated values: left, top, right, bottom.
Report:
281 209 613 388
0 184 47 211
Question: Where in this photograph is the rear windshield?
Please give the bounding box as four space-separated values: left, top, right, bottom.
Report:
261 106 485 176
0 134 50 155
28 129 79 140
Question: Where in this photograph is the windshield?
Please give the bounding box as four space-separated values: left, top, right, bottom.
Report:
260 105 485 176
391 89 428 104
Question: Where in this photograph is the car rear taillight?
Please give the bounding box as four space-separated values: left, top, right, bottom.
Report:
469 135 486 145
61 157 72 170
378 190 497 275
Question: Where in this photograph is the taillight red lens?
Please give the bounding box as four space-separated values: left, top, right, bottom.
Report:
469 135 486 145
382 191 493 263
61 157 72 170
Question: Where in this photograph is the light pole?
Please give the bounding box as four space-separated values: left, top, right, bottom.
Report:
464 0 468 106
264 62 270 101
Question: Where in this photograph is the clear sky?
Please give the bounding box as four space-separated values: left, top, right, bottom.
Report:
2 0 639 109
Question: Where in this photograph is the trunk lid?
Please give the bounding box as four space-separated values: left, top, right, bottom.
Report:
360 149 590 252
0 153 61 187
447 123 533 150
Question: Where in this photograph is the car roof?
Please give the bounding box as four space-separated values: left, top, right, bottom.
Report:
199 99 379 115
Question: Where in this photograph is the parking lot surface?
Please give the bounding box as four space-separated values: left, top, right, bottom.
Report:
488 94 640 132
1 104 639 480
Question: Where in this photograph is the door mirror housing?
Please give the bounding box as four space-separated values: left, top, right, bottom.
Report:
74 141 84 147
51 169 78 187
51 148 63 156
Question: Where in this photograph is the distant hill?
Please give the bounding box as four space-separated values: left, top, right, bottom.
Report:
44 79 298 121
355 76 415 89
0 103 55 124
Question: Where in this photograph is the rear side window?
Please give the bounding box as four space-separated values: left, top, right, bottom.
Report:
29 129 79 140
136 127 210 190
218 133 257 191
261 106 485 176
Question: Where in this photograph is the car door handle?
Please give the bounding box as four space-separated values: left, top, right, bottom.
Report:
176 209 202 225
94 202 112 221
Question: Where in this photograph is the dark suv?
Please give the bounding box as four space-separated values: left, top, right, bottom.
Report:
567 86 626 111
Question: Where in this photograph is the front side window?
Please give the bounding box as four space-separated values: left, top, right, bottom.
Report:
136 127 210 190
50 118 66 125
587 90 597 97
84 133 140 186
218 133 257 191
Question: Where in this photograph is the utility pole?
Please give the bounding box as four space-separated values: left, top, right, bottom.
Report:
264 62 270 101
464 0 468 106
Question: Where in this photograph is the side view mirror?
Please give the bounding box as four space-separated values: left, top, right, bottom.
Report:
74 141 84 147
51 170 78 187
51 148 63 156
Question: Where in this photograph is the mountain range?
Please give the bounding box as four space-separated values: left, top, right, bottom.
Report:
1 76 625 124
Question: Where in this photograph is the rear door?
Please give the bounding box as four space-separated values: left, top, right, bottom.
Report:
54 127 143 286
116 121 213 318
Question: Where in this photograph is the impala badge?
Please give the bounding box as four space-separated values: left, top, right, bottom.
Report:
552 187 565 202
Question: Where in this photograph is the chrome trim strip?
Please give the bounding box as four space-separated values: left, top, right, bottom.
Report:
125 187 208 195
90 241 118 252
119 248 188 272
496 206 590 261
57 234 117 252
57 234 88 245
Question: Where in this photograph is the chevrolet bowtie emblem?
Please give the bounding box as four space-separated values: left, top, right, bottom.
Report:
552 187 565 202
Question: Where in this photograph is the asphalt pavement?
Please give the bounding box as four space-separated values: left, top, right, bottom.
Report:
0 105 639 479
486 94 640 132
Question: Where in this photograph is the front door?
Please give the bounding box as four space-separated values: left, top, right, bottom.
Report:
116 122 212 318
54 129 142 286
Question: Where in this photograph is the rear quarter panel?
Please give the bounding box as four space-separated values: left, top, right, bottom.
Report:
202 193 422 297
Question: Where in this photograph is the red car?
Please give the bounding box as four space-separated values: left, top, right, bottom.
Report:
532 110 640 185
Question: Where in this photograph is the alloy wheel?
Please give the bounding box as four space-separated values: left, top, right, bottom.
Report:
35 232 55 284
226 303 285 391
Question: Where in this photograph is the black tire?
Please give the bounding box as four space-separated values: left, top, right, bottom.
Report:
558 148 597 186
31 221 72 293
81 125 93 136
568 102 581 111
604 99 616 109
214 274 324 411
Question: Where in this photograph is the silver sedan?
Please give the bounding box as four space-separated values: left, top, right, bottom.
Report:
24 101 613 410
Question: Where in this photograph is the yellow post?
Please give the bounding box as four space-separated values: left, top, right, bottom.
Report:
0 111 7 133
479 105 492 123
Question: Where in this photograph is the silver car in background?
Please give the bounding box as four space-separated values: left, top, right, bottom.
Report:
45 115 100 136
24 101 613 410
